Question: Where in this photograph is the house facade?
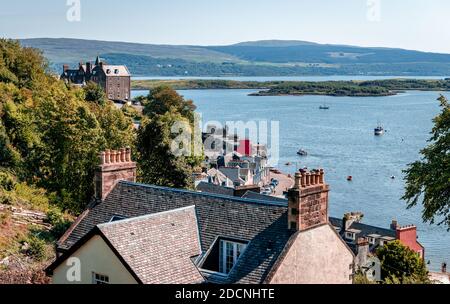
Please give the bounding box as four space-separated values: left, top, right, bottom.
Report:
61 56 131 102
46 148 355 284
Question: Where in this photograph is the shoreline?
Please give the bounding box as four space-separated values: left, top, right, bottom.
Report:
131 78 450 97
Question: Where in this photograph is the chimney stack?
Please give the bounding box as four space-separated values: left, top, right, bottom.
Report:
390 219 399 230
355 238 369 268
288 169 329 231
396 224 424 258
94 147 136 200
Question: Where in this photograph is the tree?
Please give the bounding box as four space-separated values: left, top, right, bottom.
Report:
403 95 450 229
0 39 136 213
83 81 106 105
137 86 202 189
376 241 429 284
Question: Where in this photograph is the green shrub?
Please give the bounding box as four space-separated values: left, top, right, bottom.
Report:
45 207 72 239
0 171 16 191
23 234 46 261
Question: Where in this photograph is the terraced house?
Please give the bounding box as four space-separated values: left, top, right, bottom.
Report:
46 148 355 284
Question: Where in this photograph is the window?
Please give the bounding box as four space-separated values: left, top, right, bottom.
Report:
345 232 356 241
109 215 127 222
219 240 247 274
92 273 109 284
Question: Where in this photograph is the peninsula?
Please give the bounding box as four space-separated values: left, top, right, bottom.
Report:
131 78 450 97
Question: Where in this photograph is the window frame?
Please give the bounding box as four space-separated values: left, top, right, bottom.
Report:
92 272 110 284
219 239 247 275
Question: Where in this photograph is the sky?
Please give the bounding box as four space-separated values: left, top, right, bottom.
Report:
1 0 450 53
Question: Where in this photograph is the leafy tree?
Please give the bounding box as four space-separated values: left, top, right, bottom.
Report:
83 81 106 105
376 240 429 284
403 95 450 229
144 85 196 121
0 39 135 213
137 86 202 189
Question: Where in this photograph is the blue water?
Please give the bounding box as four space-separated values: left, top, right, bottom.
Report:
132 84 450 271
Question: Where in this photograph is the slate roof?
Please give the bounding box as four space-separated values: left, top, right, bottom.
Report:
102 65 130 77
97 206 204 284
196 181 234 196
241 191 288 203
57 181 292 284
329 217 396 239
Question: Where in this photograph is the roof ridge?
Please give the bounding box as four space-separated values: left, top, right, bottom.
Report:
119 181 287 207
97 205 196 229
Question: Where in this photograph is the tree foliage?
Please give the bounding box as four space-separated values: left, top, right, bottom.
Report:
137 86 202 189
376 240 429 284
0 39 135 213
403 95 450 229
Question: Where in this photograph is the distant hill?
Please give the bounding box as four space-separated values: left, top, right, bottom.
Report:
20 38 450 76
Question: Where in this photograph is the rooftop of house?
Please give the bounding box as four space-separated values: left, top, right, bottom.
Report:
56 181 291 284
48 206 204 284
196 181 235 196
190 182 401 249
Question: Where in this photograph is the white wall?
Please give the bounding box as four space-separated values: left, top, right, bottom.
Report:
52 235 138 284
269 224 354 284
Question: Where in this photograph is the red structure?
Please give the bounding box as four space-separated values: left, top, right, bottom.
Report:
396 225 425 258
236 139 252 156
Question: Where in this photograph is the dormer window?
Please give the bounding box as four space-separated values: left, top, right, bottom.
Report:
345 231 356 241
106 69 111 74
114 69 119 74
199 237 248 276
368 237 376 245
219 239 247 274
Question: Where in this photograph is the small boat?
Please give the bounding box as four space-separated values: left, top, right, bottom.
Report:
297 149 308 156
374 125 385 136
319 105 330 110
285 162 292 166
347 176 353 181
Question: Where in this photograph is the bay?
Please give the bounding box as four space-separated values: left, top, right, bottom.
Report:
132 79 450 272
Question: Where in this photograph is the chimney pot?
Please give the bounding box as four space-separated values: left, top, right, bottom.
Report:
105 150 111 164
300 171 306 187
115 150 120 163
294 172 301 189
126 147 131 162
305 172 311 187
99 152 106 165
319 169 324 184
120 148 126 162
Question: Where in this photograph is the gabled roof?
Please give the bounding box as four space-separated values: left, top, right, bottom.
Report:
49 206 204 284
56 181 292 284
98 206 204 284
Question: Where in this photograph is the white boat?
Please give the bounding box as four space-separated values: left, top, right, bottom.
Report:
374 125 384 136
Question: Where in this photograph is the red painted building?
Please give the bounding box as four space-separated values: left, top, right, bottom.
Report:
236 139 252 156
